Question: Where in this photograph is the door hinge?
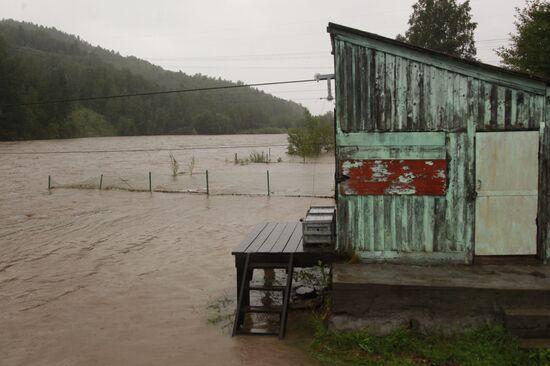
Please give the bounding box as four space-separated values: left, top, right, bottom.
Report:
335 174 350 184
467 189 477 202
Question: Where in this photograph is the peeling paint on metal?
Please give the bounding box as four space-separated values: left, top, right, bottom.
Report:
341 160 364 176
330 26 549 263
370 160 391 182
340 159 447 196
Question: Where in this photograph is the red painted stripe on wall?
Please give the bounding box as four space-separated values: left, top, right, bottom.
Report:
340 159 447 196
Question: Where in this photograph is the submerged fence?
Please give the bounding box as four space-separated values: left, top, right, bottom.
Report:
48 168 334 198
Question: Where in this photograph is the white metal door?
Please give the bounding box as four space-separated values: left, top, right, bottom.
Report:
475 131 539 255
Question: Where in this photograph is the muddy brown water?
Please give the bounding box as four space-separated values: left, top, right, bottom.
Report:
0 135 334 366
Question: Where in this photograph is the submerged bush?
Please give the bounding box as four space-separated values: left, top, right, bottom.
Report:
287 111 333 161
169 153 179 176
248 151 270 163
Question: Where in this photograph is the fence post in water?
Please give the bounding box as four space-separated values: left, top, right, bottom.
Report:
99 174 103 190
149 172 152 192
206 170 209 195
48 175 51 190
267 170 270 196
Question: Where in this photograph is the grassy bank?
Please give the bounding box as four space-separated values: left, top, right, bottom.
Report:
308 321 550 366
205 287 549 365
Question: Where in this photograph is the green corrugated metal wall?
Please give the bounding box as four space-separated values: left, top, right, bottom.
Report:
329 23 549 263
334 42 546 133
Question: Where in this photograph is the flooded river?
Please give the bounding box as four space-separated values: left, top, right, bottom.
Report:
0 135 334 366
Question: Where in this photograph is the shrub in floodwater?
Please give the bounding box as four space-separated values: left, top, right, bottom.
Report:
206 294 234 331
232 153 250 165
169 152 179 176
287 111 334 162
249 151 271 163
232 151 273 165
188 156 196 176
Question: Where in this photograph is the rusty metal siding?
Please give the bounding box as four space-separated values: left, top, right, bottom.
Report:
334 39 546 134
337 132 474 259
339 159 447 196
330 27 549 262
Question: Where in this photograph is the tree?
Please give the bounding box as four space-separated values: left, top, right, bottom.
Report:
497 0 550 78
192 111 234 134
287 111 333 161
0 19 307 141
397 0 477 60
62 107 116 137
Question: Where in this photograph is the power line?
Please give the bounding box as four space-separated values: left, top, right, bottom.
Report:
0 141 333 155
146 51 329 61
112 9 410 41
143 39 510 63
2 78 317 108
147 41 507 61
0 143 289 155
160 65 333 70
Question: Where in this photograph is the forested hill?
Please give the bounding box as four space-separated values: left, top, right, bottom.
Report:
0 19 307 140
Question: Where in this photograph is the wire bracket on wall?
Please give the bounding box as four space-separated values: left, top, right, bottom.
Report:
314 73 335 101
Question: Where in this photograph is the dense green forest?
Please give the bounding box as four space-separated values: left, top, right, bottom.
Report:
0 19 306 140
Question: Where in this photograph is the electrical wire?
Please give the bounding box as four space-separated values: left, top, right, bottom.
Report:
0 141 331 155
146 51 329 61
146 39 509 61
0 144 289 155
2 78 317 108
159 65 333 70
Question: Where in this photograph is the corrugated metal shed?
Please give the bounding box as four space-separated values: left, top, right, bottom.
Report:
328 23 550 264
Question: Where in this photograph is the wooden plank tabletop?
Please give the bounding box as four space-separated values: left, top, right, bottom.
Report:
232 222 305 254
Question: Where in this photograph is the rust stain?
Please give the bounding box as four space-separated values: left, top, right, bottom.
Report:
340 159 447 196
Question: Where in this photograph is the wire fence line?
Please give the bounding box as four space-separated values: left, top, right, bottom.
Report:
48 169 335 199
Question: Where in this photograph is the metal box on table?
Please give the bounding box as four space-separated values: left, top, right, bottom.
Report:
303 206 335 249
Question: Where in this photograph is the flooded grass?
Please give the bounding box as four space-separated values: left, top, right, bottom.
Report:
231 150 273 165
248 151 271 163
206 294 235 332
169 152 179 176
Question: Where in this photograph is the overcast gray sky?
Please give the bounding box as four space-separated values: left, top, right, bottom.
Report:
1 0 526 115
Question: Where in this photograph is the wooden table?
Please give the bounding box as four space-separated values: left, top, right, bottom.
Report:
231 222 339 298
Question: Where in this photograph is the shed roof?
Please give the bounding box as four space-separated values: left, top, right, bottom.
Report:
327 22 550 86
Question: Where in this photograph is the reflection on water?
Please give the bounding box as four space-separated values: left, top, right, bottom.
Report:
0 135 333 366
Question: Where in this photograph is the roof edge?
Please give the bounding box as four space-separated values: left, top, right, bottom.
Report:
327 22 550 85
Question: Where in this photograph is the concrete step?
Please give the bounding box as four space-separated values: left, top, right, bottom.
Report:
504 307 550 338
235 327 280 336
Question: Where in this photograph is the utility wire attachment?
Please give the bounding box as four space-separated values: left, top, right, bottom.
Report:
314 73 335 101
